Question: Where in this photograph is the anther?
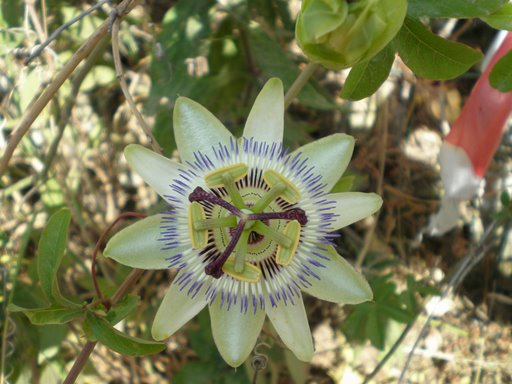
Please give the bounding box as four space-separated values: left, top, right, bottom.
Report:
188 202 208 248
275 220 301 266
204 163 248 209
262 169 301 204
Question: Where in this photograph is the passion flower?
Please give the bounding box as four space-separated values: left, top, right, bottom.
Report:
104 78 382 366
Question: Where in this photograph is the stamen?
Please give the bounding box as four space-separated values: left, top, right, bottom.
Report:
263 169 301 204
194 216 237 230
204 163 247 209
252 221 293 248
249 208 308 225
275 220 301 266
188 202 208 248
222 257 261 283
251 182 286 213
205 219 246 278
189 186 242 216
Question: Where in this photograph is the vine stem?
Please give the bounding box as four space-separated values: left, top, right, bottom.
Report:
284 62 318 109
91 212 146 301
65 207 147 384
63 268 145 384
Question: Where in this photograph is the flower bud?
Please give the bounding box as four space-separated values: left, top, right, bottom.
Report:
296 0 407 69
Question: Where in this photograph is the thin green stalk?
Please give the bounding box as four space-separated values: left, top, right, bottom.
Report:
284 63 319 109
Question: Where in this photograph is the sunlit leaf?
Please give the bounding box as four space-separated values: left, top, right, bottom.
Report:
489 50 512 92
105 294 140 325
481 3 512 30
340 44 395 101
23 306 85 325
395 18 482 80
85 313 166 356
37 208 76 305
407 0 507 18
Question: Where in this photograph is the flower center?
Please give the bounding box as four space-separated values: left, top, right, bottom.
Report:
187 163 308 281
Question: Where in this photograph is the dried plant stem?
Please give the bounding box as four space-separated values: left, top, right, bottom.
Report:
0 0 139 177
22 36 110 206
111 14 162 154
364 221 498 383
24 0 110 65
397 221 498 383
284 62 318 109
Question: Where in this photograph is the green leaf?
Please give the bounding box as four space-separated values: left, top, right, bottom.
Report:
489 50 512 92
395 18 483 80
340 44 395 101
85 312 166 356
37 208 76 305
407 0 507 18
105 294 140 325
482 3 512 30
329 175 356 193
23 306 85 325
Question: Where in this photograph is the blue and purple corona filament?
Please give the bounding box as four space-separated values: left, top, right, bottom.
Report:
104 78 382 367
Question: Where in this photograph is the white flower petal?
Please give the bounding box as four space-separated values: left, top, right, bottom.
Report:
243 78 284 145
327 192 382 230
104 215 184 269
265 294 314 362
302 245 372 304
209 297 265 367
124 144 182 203
151 274 208 340
173 97 234 164
292 133 354 191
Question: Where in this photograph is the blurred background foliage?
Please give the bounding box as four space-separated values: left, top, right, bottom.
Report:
1 0 512 383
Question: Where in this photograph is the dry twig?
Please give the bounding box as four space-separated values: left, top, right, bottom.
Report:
110 13 162 154
0 0 139 177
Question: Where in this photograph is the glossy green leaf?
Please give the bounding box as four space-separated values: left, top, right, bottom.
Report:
37 208 74 305
340 44 395 100
105 294 140 325
482 3 512 30
23 306 85 325
407 0 507 18
85 313 166 356
489 50 512 92
395 18 483 80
